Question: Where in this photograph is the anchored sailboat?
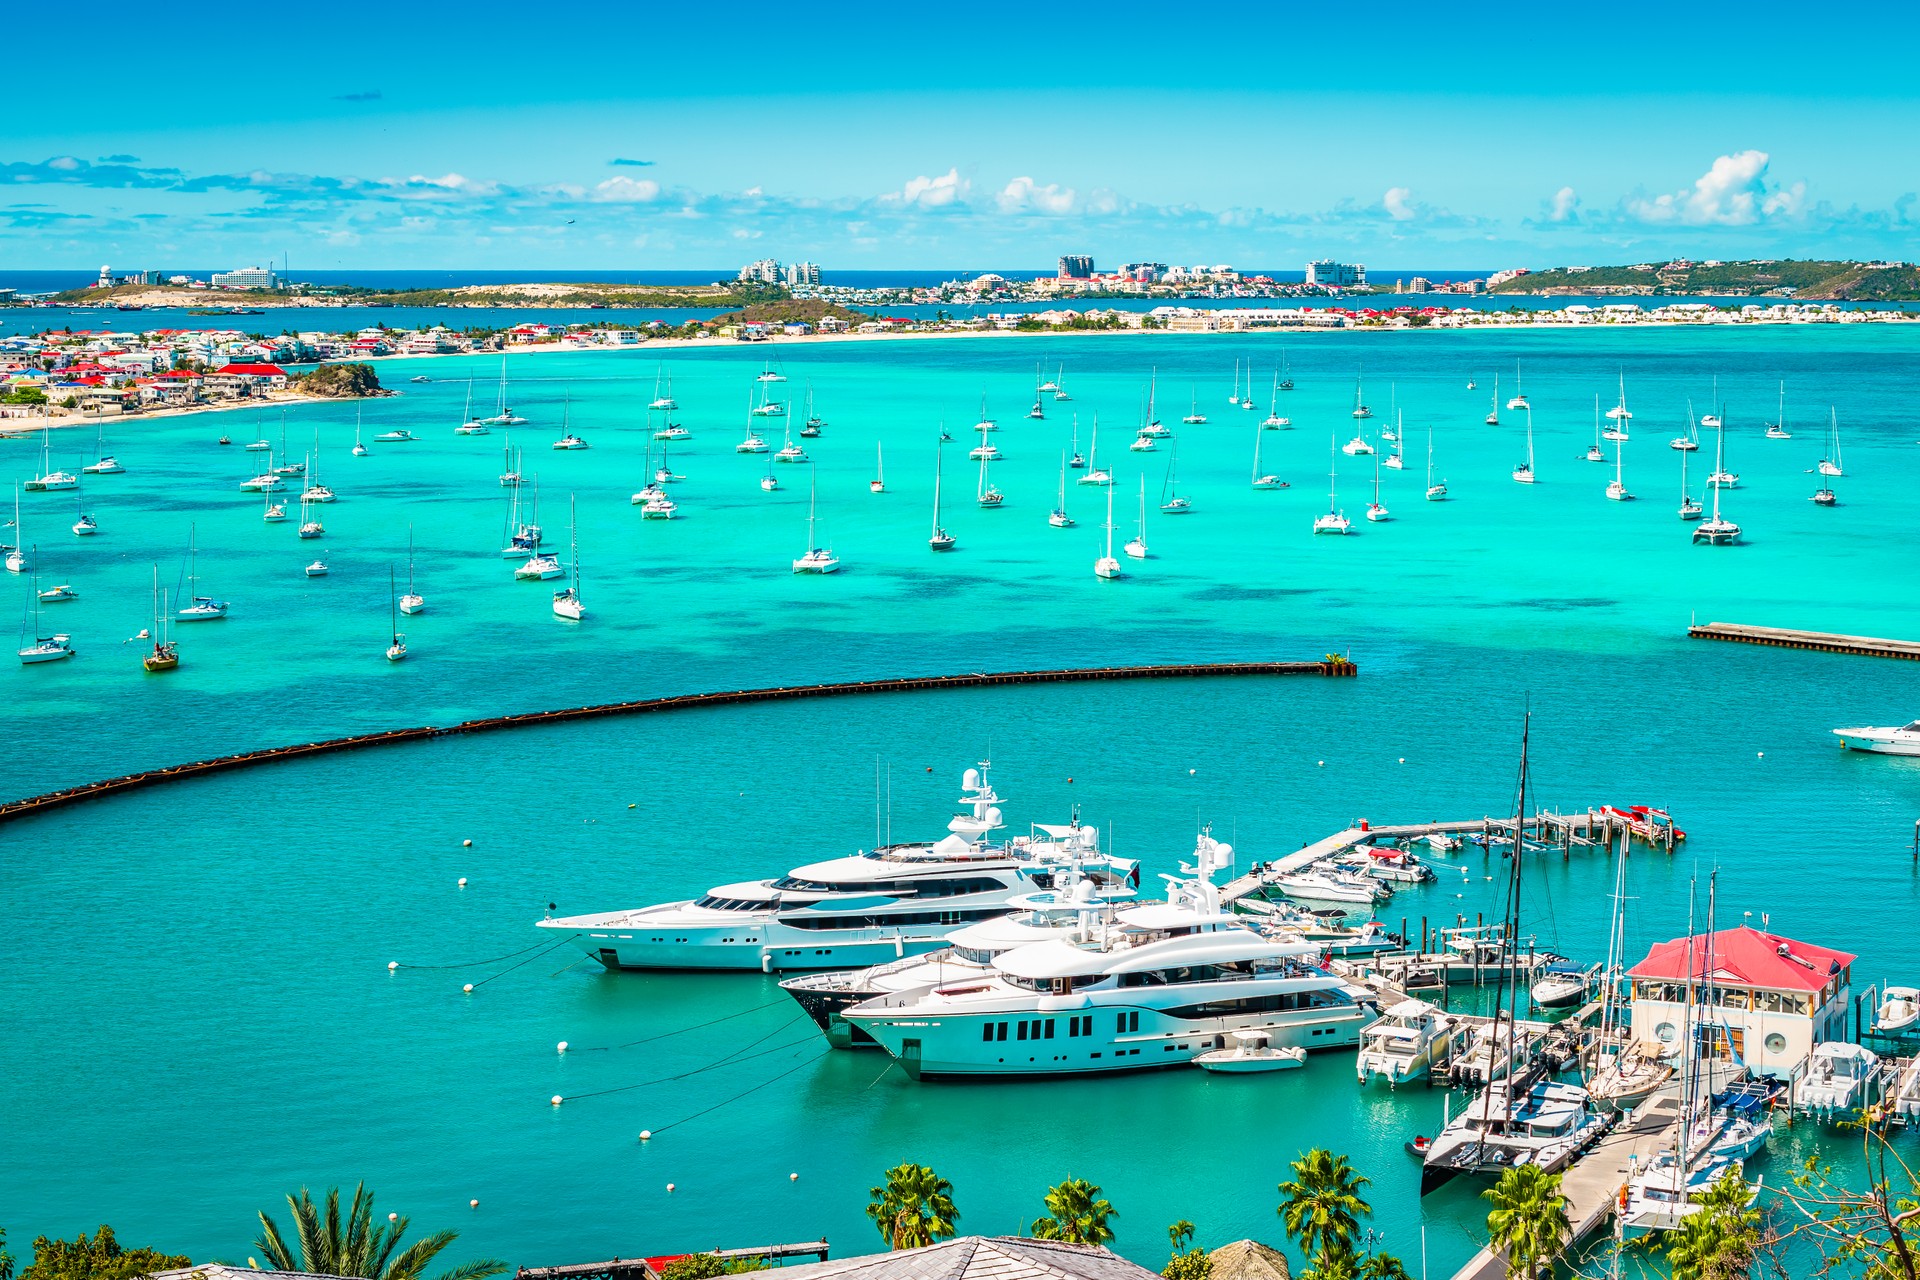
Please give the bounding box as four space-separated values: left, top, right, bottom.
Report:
385 567 408 661
792 472 840 574
1314 436 1351 533
930 443 955 550
1050 453 1076 527
1094 481 1122 580
553 497 586 618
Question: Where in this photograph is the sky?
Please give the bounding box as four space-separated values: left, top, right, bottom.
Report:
6 0 1920 274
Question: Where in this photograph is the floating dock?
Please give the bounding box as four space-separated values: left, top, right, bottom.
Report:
0 659 1354 823
1690 621 1920 661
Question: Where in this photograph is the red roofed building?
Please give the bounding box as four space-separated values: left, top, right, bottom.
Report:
1626 925 1855 1077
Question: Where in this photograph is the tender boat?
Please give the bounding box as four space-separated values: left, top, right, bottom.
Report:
1529 962 1593 1009
304 557 329 577
374 429 416 442
1876 986 1920 1035
1795 1042 1881 1117
1195 1030 1307 1074
1355 999 1458 1086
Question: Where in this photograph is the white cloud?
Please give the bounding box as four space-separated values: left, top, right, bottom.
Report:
1626 150 1805 226
1549 186 1579 222
997 176 1076 215
591 176 660 202
884 168 968 209
1383 187 1417 221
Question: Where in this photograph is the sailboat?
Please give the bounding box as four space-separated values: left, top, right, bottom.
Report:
977 448 1004 507
399 525 425 613
297 486 324 539
455 376 489 435
500 440 524 488
1365 453 1390 522
1603 375 1631 441
1765 383 1792 439
23 429 77 491
1425 431 1447 501
930 445 955 550
71 492 97 537
1506 362 1529 411
1816 408 1844 477
1094 482 1122 579
176 524 228 620
799 384 822 434
262 480 286 523
1670 402 1700 452
760 450 780 493
974 395 997 433
503 475 545 552
1228 358 1242 407
1068 416 1086 468
1381 386 1400 442
352 411 369 456
1037 363 1059 394
1679 446 1704 521
1585 395 1606 462
757 360 786 385
304 553 330 577
1606 430 1633 502
1124 476 1149 558
553 498 585 618
1277 350 1293 392
1343 429 1374 456
302 435 336 503
1159 440 1192 513
17 569 74 664
1484 374 1499 427
1692 422 1741 544
1053 365 1071 402
1077 414 1112 486
737 389 769 452
1706 411 1740 489
1512 408 1536 483
142 567 178 672
775 421 809 464
1351 371 1372 420
1262 373 1290 429
1050 453 1076 526
481 358 527 426
1314 436 1351 533
650 367 679 411
1383 411 1407 471
1183 388 1207 426
870 444 885 495
792 473 840 573
557 394 592 448
82 423 123 474
385 567 409 661
1252 424 1284 489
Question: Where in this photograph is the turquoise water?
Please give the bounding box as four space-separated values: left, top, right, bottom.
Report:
5 329 1920 1277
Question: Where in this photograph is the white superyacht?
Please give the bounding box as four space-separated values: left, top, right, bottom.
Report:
841 831 1375 1078
538 767 1136 973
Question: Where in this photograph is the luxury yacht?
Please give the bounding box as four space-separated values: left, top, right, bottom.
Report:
1833 721 1920 756
540 768 1135 972
841 830 1373 1078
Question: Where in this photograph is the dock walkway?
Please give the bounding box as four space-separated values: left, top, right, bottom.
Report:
1448 1094 1684 1280
1690 621 1920 661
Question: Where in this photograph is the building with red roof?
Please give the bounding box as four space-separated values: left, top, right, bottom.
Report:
1626 925 1855 1077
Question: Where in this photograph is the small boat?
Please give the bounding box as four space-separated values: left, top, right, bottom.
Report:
72 509 98 537
756 361 786 384
1365 453 1390 523
1425 431 1447 501
175 525 228 620
1765 384 1792 439
977 451 1003 508
555 432 591 450
1194 1030 1306 1074
1529 962 1593 1009
1795 1042 1880 1117
1606 428 1633 502
141 567 178 672
738 432 768 453
1159 440 1191 514
217 435 232 446
1182 388 1207 426
641 495 677 520
1817 408 1845 477
1833 721 1920 756
83 425 124 473
1485 374 1500 427
1123 477 1148 558
1128 432 1157 453
776 427 810 464
1049 451 1077 525
971 441 1003 461
455 378 489 434
973 396 997 433
399 525 424 614
1513 408 1536 483
410 375 431 383
374 429 416 443
1094 482 1122 580
553 498 586 620
1342 433 1374 456
649 368 678 410
1356 1000 1459 1087
37 582 78 603
930 445 955 550
515 553 563 580
304 557 329 577
17 574 74 664
870 444 885 495
384 567 407 661
1876 986 1920 1035
1252 423 1283 489
1315 437 1351 533
792 474 840 574
1505 362 1529 411
1078 416 1113 486
352 413 369 457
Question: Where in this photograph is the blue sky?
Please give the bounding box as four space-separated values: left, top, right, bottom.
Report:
7 1 1920 273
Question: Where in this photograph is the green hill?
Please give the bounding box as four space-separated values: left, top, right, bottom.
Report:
1491 259 1920 300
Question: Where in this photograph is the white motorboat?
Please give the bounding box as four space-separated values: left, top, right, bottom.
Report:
374 429 416 443
1877 986 1920 1035
841 830 1372 1077
543 767 1137 973
1529 962 1594 1009
1273 868 1387 907
1195 1030 1307 1074
1795 1042 1880 1117
36 582 77 603
1834 721 1920 755
1355 999 1458 1086
304 557 329 577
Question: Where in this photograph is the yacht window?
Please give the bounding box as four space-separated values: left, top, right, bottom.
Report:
1017 1021 1028 1041
982 1023 995 1042
1044 1020 1055 1039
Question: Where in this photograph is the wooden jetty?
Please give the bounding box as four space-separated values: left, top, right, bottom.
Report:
515 1242 829 1280
1449 1094 1686 1280
0 659 1354 823
1690 621 1920 661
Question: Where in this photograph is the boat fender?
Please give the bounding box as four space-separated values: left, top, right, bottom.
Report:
760 948 773 974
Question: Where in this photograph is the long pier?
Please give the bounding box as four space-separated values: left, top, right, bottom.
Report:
1690 621 1920 661
1448 1094 1685 1280
0 658 1354 823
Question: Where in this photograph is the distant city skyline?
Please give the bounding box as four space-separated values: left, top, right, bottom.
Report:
7 1 1920 270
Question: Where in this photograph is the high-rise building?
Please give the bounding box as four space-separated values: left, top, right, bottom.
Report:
1408 277 1432 294
738 258 782 284
1305 259 1365 288
783 261 821 287
1057 255 1094 279
212 266 279 290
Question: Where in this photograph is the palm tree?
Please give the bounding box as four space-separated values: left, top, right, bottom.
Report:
865 1164 959 1251
1031 1179 1118 1247
1359 1254 1413 1280
1167 1221 1196 1255
254 1185 504 1280
1666 1170 1761 1280
1277 1149 1372 1261
1482 1165 1571 1279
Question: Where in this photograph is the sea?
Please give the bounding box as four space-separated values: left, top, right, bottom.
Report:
4 325 1918 1279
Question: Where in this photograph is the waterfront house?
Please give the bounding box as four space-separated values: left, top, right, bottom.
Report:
205 362 290 398
1626 925 1855 1078
770 1237 1162 1280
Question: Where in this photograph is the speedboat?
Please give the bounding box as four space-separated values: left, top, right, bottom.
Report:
1355 999 1458 1086
37 584 78 603
841 830 1372 1078
1530 962 1592 1008
1796 1042 1881 1117
409 375 431 383
539 768 1135 973
1273 868 1387 907
1420 1073 1612 1193
304 558 329 577
1877 986 1920 1035
374 429 416 442
1833 722 1920 756
1195 1030 1307 1074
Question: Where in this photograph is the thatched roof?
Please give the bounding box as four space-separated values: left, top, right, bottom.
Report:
1206 1239 1291 1280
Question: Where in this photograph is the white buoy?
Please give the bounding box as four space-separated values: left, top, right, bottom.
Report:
551 1095 564 1106
1757 751 1765 758
470 1200 479 1209
463 983 474 993
628 803 636 809
458 877 468 887
388 961 399 971
1398 757 1406 764
463 838 473 847
666 1183 675 1193
1188 769 1195 775
388 1213 398 1223
789 1173 798 1182
1317 761 1325 767
557 1041 569 1054
639 1129 652 1141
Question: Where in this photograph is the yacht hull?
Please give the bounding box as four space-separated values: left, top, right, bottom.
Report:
540 914 963 973
1834 728 1920 756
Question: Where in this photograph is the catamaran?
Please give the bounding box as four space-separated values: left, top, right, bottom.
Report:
553 497 585 619
1159 440 1191 513
1095 482 1122 580
1315 436 1351 533
175 524 228 620
1183 388 1207 426
792 473 840 573
1692 422 1741 545
1050 453 1076 527
454 378 489 435
480 358 527 426
23 430 77 491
